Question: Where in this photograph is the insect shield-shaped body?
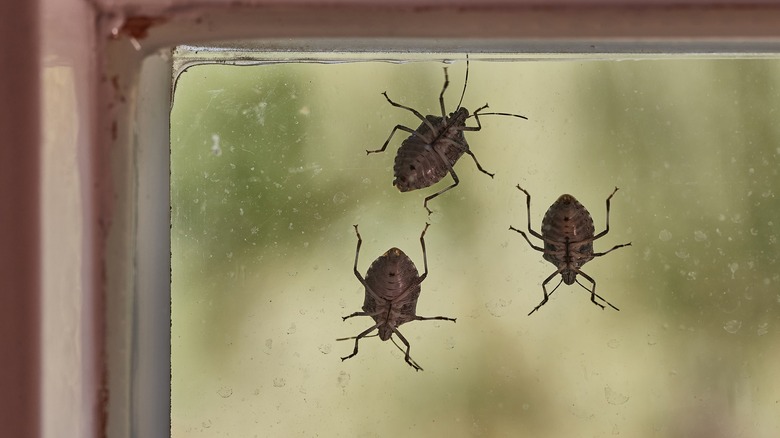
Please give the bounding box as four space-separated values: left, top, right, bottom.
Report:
339 223 456 371
510 186 632 315
367 57 527 214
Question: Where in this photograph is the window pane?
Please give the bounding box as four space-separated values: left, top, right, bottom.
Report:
171 54 780 437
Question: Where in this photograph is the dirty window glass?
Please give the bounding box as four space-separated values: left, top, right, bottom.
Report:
171 51 780 437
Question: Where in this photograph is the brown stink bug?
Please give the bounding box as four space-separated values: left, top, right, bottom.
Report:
509 185 632 315
367 56 527 215
339 223 456 371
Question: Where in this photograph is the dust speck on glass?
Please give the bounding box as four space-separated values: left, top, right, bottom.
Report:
171 49 780 437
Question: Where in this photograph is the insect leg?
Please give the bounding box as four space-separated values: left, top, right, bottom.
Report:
575 270 620 312
422 168 459 215
594 186 619 240
341 322 381 362
418 222 431 281
352 224 388 303
438 67 450 121
528 270 563 316
381 91 437 132
515 185 545 240
593 242 632 257
464 149 495 178
460 103 490 132
390 327 423 371
341 310 382 321
508 226 544 252
352 224 365 281
414 315 457 323
366 124 418 155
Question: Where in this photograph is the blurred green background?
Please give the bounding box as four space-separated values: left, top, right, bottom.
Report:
171 56 780 437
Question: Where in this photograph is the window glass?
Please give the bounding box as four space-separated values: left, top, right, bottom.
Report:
171 54 780 437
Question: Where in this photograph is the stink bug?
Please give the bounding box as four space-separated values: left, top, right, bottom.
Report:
367 56 527 215
509 185 632 315
339 223 456 371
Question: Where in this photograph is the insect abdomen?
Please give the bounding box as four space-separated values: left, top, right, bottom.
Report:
541 194 596 243
364 248 421 301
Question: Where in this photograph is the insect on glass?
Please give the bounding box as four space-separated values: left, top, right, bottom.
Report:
367 56 528 215
339 223 456 371
509 185 632 315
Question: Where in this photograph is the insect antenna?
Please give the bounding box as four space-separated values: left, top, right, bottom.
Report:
455 54 470 112
389 336 423 371
573 278 620 311
471 111 528 120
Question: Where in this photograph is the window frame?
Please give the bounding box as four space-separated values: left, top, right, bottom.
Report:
13 1 780 437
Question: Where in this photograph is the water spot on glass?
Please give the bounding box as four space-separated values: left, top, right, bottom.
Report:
202 420 212 429
686 271 697 280
646 333 657 346
485 298 512 317
226 252 233 259
319 344 332 354
337 371 350 389
332 192 347 204
658 229 672 242
273 378 286 388
693 230 708 242
288 222 294 230
362 177 371 184
253 388 260 396
607 339 620 349
210 134 222 156
750 228 759 236
757 322 769 336
522 403 530 411
604 386 630 405
217 387 233 398
299 106 310 116
287 323 297 335
675 249 689 259
729 262 739 278
264 339 273 351
250 226 259 235
723 319 742 334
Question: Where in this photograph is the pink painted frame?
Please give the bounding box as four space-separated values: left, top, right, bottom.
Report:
4 1 780 437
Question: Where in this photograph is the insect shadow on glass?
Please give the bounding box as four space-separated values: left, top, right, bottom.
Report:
338 223 456 371
509 185 632 316
367 55 528 215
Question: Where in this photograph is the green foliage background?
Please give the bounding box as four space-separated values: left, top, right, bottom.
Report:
172 58 780 437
